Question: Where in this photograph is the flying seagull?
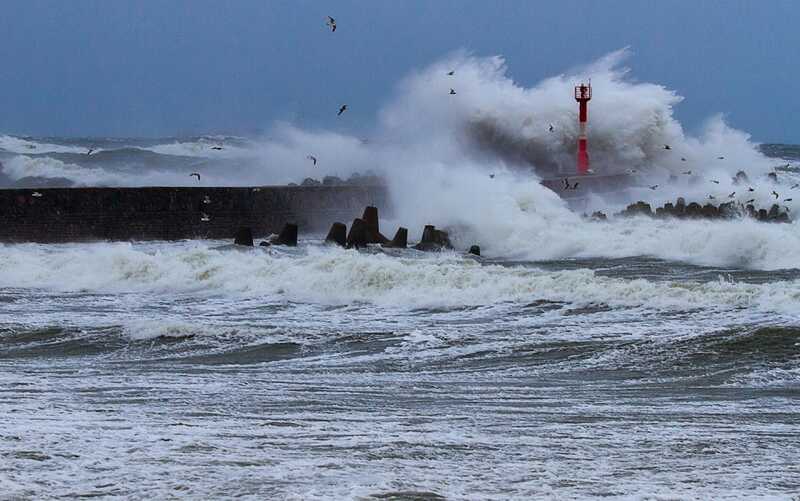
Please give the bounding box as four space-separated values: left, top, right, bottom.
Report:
31 192 43 198
682 170 692 175
708 195 715 200
745 199 755 204
447 70 455 76
489 173 495 179
449 88 457 95
710 180 720 184
549 124 554 132
87 148 95 156
210 146 223 151
748 187 755 192
190 172 201 182
785 198 793 202
717 156 725 160
337 104 347 116
649 185 658 190
791 183 800 189
203 195 211 204
307 155 317 166
325 16 336 32
681 157 687 162
772 191 779 199
664 144 671 150
728 191 736 198
200 213 211 222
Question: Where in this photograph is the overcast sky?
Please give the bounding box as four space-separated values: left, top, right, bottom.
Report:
0 0 798 142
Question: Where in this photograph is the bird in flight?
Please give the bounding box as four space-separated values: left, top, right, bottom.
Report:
200 213 211 222
31 191 43 198
728 191 736 198
710 180 720 184
210 146 223 151
87 148 95 156
449 88 457 95
549 124 554 132
681 157 687 162
664 144 671 150
190 172 201 182
745 199 755 204
682 170 692 175
708 195 715 200
337 104 347 116
203 195 211 204
489 174 495 179
325 16 336 32
748 187 755 192
447 70 455 76
649 185 658 190
307 155 317 166
717 156 725 160
791 183 800 189
785 198 793 202
772 191 779 199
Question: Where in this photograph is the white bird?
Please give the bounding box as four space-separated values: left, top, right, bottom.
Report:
325 16 336 32
31 192 43 198
200 213 211 222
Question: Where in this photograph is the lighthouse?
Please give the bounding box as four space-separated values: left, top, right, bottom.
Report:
574 82 591 175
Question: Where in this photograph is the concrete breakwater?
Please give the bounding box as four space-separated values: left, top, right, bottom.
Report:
0 185 388 243
615 197 791 222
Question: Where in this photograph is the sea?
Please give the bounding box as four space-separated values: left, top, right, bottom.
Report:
1 134 799 500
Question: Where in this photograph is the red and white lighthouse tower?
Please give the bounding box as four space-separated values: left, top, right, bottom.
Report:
574 82 592 175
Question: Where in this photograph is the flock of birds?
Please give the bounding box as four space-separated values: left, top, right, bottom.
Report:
26 16 792 218
181 15 355 183
621 144 797 212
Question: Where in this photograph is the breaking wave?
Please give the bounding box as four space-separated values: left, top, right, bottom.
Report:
1 243 799 313
2 49 799 267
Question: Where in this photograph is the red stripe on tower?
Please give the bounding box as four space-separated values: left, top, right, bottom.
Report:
574 83 592 175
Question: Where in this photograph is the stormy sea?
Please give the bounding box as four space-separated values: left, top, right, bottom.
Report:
2 52 800 499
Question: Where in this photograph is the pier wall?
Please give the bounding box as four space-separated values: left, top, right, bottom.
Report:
0 185 388 243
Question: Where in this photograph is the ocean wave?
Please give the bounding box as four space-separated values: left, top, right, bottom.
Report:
0 134 89 155
143 137 255 159
1 243 799 314
0 154 202 187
